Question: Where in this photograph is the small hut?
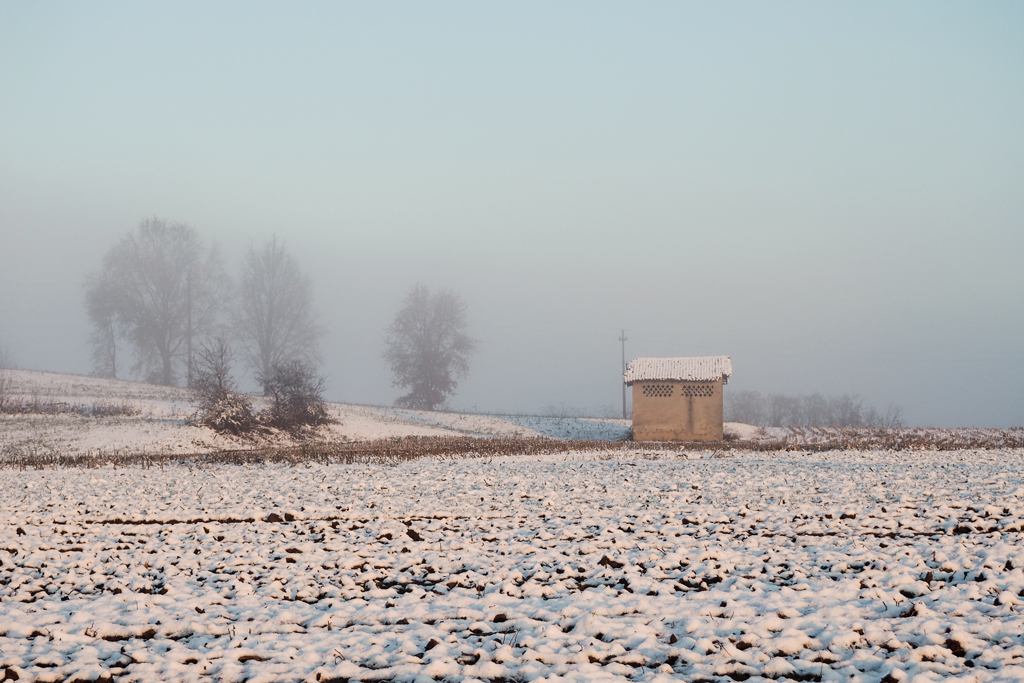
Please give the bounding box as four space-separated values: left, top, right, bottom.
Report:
624 356 732 441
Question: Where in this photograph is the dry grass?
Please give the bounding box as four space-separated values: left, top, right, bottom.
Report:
759 425 1024 452
1 436 618 469
0 395 140 417
2 426 1022 469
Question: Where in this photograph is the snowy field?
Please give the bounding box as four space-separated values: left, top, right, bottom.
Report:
0 371 636 460
3 448 1024 682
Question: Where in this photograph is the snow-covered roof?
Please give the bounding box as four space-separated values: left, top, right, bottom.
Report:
623 356 732 385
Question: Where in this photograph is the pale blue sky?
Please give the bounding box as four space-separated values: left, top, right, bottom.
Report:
1 2 1022 425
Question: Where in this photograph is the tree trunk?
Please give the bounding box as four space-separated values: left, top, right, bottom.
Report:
161 347 174 386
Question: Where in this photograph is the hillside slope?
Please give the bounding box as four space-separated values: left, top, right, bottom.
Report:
0 370 638 457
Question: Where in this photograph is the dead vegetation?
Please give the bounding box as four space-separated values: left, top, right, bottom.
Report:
0 396 140 418
760 425 1024 452
2 426 1021 469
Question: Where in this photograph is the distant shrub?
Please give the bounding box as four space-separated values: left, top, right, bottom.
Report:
189 349 330 438
189 338 263 438
263 360 331 432
195 389 262 437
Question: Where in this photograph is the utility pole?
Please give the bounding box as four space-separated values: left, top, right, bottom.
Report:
619 329 628 419
186 271 192 390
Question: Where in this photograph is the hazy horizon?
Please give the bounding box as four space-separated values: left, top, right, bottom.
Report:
2 2 1022 427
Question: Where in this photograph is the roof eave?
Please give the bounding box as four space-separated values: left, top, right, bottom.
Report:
623 375 730 386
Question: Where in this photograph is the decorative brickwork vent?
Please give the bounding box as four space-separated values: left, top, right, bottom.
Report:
680 384 714 397
642 384 674 398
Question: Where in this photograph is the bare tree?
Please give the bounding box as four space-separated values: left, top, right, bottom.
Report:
383 284 478 411
190 337 236 397
84 272 119 379
766 394 801 427
236 236 323 393
883 403 905 428
724 390 766 426
803 393 829 426
829 394 866 427
85 218 228 386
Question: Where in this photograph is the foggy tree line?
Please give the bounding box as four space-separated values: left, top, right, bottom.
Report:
725 390 905 428
78 219 906 427
84 219 322 394
84 217 477 416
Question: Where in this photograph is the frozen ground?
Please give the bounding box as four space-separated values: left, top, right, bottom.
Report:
380 408 634 441
2 448 1023 682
